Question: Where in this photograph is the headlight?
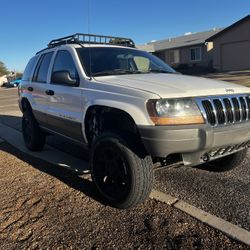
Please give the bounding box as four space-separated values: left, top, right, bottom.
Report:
147 98 204 125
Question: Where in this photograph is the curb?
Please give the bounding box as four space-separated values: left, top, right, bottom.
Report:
150 189 250 246
149 189 178 205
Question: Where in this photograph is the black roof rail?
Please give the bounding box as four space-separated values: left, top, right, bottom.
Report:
47 33 135 48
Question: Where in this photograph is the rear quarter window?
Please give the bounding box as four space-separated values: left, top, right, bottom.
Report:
22 56 39 81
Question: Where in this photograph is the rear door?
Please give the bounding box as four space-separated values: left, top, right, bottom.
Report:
30 52 54 126
45 50 84 142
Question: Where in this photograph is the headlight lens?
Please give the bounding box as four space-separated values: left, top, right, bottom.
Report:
147 98 204 125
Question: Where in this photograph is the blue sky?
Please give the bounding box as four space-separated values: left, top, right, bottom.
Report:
0 0 249 72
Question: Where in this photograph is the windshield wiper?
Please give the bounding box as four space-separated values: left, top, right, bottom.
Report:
92 70 116 76
92 68 173 77
146 69 173 74
92 69 144 77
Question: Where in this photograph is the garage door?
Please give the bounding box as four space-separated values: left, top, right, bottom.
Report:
221 40 250 71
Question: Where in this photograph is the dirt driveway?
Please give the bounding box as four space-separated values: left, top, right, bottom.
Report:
202 70 250 87
0 141 248 249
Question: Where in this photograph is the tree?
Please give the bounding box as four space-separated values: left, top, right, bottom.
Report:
0 61 8 76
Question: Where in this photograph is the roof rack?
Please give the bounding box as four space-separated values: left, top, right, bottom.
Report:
47 33 135 48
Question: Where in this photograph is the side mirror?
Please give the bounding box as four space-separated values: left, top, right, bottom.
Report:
51 71 79 86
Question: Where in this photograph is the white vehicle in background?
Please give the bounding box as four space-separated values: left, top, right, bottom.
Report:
18 33 250 209
0 75 8 87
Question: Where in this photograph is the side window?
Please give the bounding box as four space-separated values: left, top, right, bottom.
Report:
22 56 39 81
52 50 78 80
33 52 53 83
190 47 201 61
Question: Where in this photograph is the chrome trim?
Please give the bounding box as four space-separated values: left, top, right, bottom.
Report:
210 99 218 125
237 97 243 122
219 98 227 124
228 98 236 123
243 96 249 121
195 94 250 127
195 98 208 122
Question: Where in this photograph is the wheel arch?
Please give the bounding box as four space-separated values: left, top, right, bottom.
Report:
20 97 32 113
83 102 148 145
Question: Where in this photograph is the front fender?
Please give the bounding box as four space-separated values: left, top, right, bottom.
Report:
81 99 154 143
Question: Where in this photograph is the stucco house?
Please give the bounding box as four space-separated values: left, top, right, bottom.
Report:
206 15 250 71
137 29 222 70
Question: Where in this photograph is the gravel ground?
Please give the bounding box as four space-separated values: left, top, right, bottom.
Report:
154 152 250 231
0 142 249 249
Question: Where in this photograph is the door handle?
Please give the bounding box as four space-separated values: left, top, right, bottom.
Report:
45 89 54 96
27 87 33 92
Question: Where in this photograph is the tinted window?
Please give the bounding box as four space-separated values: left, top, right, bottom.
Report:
33 52 53 83
22 56 38 81
52 50 78 80
77 47 175 77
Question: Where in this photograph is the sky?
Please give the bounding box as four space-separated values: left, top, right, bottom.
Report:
0 0 250 72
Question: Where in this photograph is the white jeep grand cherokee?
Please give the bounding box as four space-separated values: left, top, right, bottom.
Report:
18 33 250 208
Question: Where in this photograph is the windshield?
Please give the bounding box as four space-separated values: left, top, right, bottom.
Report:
77 47 176 77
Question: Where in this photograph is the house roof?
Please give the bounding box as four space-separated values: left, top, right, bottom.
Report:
136 44 155 52
206 15 250 42
137 29 222 52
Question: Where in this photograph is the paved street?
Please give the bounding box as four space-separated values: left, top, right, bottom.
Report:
0 86 249 233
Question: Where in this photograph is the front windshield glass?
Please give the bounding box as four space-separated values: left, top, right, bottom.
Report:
77 47 176 77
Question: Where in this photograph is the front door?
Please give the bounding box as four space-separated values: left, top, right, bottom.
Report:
45 50 84 142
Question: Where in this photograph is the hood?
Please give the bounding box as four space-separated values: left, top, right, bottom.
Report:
95 73 250 98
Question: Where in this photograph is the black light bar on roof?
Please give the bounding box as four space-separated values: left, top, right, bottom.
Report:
47 33 135 48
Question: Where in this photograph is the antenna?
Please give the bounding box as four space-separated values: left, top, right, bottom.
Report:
87 0 92 80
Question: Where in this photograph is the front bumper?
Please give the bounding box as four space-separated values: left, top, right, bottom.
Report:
138 122 250 165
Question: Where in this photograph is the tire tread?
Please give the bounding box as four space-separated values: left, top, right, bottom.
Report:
22 111 46 152
91 132 154 209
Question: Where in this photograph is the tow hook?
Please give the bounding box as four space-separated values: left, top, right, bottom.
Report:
202 153 210 162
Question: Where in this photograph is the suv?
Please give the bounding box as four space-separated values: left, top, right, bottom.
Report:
19 33 250 209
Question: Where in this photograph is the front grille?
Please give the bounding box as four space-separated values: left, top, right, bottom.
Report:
198 95 250 126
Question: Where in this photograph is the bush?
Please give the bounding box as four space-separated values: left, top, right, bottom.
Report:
0 61 8 76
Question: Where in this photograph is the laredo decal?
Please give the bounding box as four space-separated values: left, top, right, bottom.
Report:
225 88 235 93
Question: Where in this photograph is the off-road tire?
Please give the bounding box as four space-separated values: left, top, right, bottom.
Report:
90 132 154 209
205 148 247 172
22 110 46 151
